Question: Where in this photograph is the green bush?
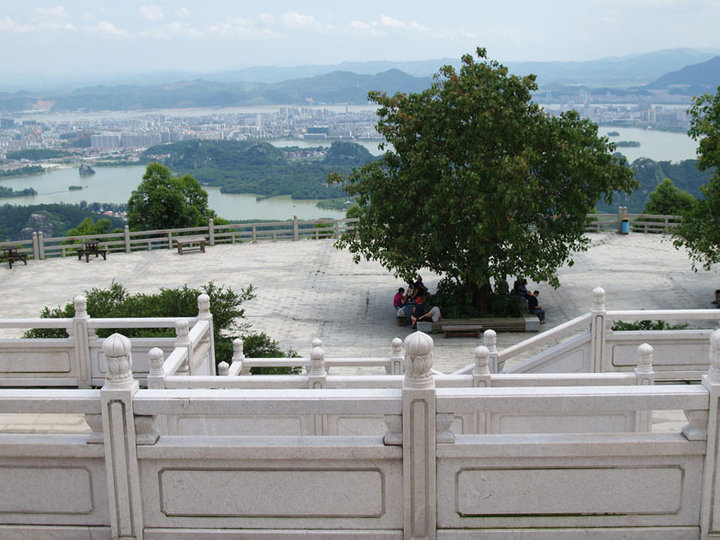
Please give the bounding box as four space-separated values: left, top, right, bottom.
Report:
432 277 523 318
22 281 298 372
611 320 688 331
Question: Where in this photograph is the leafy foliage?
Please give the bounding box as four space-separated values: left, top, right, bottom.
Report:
672 86 720 270
641 178 696 215
611 320 688 331
127 163 217 231
432 277 523 318
66 217 122 241
334 48 637 313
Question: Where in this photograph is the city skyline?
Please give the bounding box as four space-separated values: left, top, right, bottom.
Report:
1 0 719 80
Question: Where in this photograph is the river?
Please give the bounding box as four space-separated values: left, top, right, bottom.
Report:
0 131 698 220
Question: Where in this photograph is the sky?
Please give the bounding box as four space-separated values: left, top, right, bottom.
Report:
1 0 719 76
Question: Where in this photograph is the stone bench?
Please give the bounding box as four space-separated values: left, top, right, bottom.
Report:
430 317 539 334
175 235 207 255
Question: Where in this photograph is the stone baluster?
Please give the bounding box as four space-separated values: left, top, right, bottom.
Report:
388 337 404 375
590 286 607 373
208 218 215 246
100 333 145 538
308 338 327 389
72 295 92 388
196 293 215 372
38 231 45 259
147 347 165 389
700 330 720 536
402 331 436 539
293 215 299 241
231 338 249 375
32 231 39 260
484 329 501 372
473 345 491 387
217 361 230 376
634 343 654 431
174 319 191 375
124 225 131 253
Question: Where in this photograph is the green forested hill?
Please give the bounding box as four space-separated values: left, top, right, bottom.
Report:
0 204 126 242
597 157 715 212
142 140 377 199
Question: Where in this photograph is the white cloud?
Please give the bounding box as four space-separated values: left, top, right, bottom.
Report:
176 8 191 19
0 16 33 33
35 5 67 17
208 17 281 40
259 12 274 25
349 14 432 37
139 5 164 22
280 12 333 32
149 21 203 39
90 20 131 38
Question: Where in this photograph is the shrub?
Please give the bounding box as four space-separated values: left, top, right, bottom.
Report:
611 320 688 331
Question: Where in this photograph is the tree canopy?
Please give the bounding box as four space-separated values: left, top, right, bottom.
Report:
127 162 217 231
642 178 696 216
334 48 637 312
672 85 720 270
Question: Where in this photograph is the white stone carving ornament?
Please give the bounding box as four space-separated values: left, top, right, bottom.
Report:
403 331 434 388
102 333 133 387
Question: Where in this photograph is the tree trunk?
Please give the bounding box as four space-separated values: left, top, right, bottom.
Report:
465 281 493 316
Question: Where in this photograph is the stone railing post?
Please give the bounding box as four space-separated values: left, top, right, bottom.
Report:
167 230 173 250
483 330 501 373
32 231 39 260
147 347 165 389
590 287 607 373
402 331 436 539
208 218 215 246
232 338 250 375
634 343 654 431
38 231 45 259
473 345 491 388
72 295 93 388
100 333 145 539
197 293 215 373
388 337 404 374
293 215 299 241
174 320 191 375
700 330 720 537
308 338 327 389
124 225 131 253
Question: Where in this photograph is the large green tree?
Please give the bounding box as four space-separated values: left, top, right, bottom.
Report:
334 48 637 313
127 162 216 231
642 178 695 216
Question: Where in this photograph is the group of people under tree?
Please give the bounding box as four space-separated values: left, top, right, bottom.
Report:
394 275 442 329
512 278 546 324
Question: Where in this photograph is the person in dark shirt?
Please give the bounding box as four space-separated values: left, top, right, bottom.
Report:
527 290 546 324
410 296 428 329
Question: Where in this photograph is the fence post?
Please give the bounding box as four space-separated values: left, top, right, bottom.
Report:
473 345 491 387
293 215 299 241
167 230 173 250
590 286 607 373
197 293 215 374
484 329 500 373
32 232 39 260
72 295 93 388
308 338 327 389
147 347 165 389
208 218 215 246
389 337 404 374
402 331 436 539
38 231 45 259
252 225 257 243
634 343 654 431
700 330 720 537
175 320 191 375
100 333 145 539
124 225 131 253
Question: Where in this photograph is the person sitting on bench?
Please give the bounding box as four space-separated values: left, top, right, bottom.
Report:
527 290 546 324
415 304 442 325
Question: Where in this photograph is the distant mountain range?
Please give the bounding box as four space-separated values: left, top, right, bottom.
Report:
0 48 718 113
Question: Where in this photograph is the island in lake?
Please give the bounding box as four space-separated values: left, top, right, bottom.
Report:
68 185 83 191
615 140 641 147
79 163 95 176
607 131 620 137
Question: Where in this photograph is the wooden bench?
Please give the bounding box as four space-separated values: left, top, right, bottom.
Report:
1 247 27 269
76 241 107 263
175 235 207 255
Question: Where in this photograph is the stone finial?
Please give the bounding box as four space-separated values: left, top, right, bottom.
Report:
175 319 190 344
148 347 165 377
391 337 403 357
197 293 211 317
311 338 323 349
592 287 606 311
483 329 497 349
217 361 230 376
708 329 720 384
473 346 491 376
310 343 326 378
635 343 654 374
403 331 434 388
102 333 133 387
74 295 88 318
232 338 245 361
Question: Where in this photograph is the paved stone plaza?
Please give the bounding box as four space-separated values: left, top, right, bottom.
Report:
1 232 719 373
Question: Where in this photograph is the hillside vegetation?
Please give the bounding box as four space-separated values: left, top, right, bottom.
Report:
142 140 376 199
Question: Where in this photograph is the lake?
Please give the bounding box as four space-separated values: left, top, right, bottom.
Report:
0 130 699 219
